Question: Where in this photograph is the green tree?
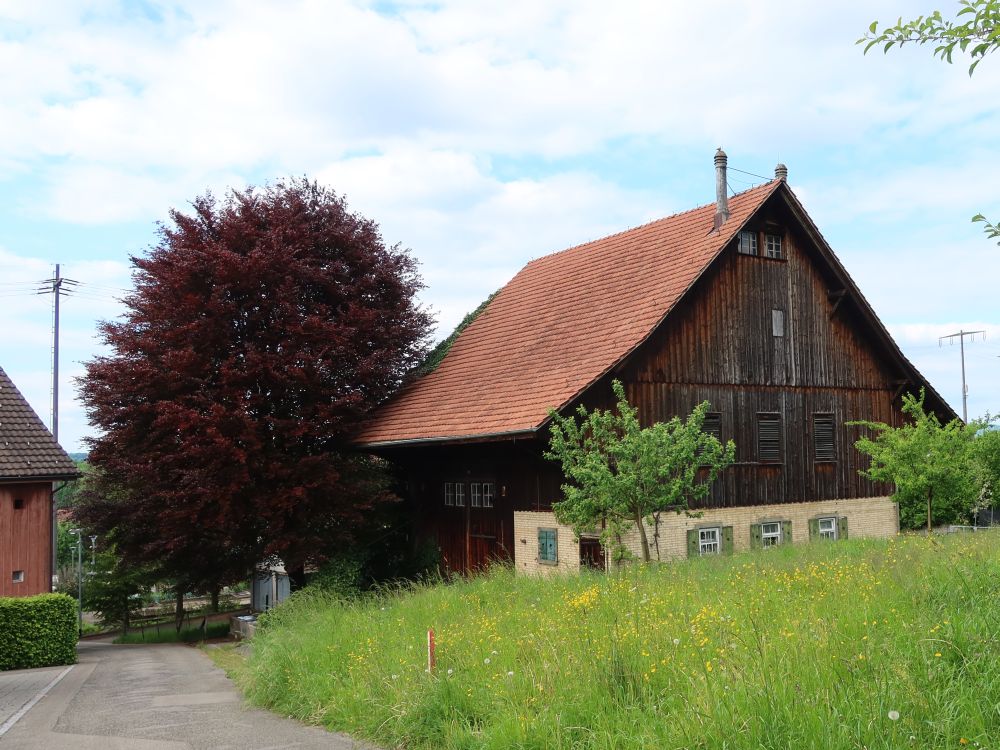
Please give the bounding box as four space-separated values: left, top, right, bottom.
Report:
860 0 1000 243
545 380 734 563
852 390 977 531
971 422 1000 509
83 547 151 633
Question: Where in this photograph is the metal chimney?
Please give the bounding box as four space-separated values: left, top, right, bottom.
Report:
775 163 788 181
714 148 730 232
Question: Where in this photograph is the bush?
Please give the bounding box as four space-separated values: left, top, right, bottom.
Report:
114 621 230 644
0 594 77 670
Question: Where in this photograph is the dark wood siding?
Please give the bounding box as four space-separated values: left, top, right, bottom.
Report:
0 482 52 597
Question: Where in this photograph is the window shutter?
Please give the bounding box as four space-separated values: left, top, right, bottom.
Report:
808 518 819 540
814 414 836 462
722 526 734 555
838 516 849 540
538 529 546 560
750 523 763 550
687 529 699 558
757 414 782 463
781 520 792 544
703 412 722 442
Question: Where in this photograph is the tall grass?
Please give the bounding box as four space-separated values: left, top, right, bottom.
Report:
239 533 1000 749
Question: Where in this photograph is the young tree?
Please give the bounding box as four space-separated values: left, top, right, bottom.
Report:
545 379 734 563
78 178 432 592
972 422 1000 509
852 390 977 531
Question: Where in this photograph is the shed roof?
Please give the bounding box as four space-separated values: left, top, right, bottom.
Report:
357 181 782 447
0 366 81 481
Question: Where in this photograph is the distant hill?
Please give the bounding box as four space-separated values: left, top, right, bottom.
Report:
68 452 88 461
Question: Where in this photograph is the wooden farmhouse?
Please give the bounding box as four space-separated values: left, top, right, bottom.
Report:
0 366 80 596
356 151 955 574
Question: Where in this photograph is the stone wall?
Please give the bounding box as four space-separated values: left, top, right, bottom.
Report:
513 496 898 575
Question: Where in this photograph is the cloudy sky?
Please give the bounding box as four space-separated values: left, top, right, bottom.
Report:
1 0 998 452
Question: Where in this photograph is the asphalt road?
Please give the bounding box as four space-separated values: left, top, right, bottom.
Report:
0 640 375 749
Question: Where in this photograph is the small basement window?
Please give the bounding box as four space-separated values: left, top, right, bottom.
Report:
818 517 838 540
699 527 721 555
738 230 758 256
538 528 558 564
13 498 24 510
761 522 782 548
765 233 783 259
12 570 24 584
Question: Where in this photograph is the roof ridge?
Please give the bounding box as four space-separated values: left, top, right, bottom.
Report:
524 180 778 269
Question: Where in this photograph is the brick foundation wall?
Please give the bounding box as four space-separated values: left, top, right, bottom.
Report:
513 496 898 575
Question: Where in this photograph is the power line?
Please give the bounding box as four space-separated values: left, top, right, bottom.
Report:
939 329 986 422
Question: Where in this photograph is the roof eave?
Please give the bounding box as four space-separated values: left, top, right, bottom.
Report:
358 428 538 450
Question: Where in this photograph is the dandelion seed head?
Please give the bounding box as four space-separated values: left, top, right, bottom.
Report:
888 710 900 721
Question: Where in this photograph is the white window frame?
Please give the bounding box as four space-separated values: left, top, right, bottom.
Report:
444 483 455 506
12 570 24 583
482 483 495 508
738 230 758 256
699 527 721 555
471 483 482 508
818 516 838 540
761 522 782 547
765 233 783 259
454 483 465 507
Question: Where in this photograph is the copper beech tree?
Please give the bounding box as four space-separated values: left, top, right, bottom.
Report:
78 179 432 603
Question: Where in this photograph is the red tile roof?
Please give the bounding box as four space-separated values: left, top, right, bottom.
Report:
357 181 782 446
0 366 81 481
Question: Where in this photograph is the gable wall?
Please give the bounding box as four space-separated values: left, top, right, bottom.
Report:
0 482 52 597
615 199 903 507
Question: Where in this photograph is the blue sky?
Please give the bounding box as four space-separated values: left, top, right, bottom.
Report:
1 0 998 452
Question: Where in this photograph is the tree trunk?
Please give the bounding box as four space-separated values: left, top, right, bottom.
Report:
927 487 933 534
634 509 651 562
175 586 184 633
210 587 220 613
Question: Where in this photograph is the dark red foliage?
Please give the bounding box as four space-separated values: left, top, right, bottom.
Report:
78 178 432 589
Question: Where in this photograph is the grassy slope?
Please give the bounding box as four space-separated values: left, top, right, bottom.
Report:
237 534 1000 749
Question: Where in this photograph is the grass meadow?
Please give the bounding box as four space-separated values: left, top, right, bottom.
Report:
232 533 1000 749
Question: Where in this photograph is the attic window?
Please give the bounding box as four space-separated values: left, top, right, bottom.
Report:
765 233 783 259
13 498 24 510
737 230 758 256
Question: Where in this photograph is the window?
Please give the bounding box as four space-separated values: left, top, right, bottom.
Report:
444 483 455 506
12 570 24 583
814 414 836 462
454 483 465 507
737 230 758 256
818 517 837 540
702 412 722 442
13 498 24 510
765 233 783 259
761 522 782 548
757 413 783 463
482 483 495 508
699 527 721 555
538 528 558 564
471 483 482 508
772 309 784 337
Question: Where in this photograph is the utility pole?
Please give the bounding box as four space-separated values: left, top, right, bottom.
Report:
37 265 76 591
938 329 985 422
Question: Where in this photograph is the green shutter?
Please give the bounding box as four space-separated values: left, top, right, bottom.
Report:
838 516 849 540
781 520 792 545
722 526 734 555
687 529 698 558
808 518 819 540
750 523 763 550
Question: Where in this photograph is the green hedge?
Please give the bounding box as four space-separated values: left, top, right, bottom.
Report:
0 593 77 670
